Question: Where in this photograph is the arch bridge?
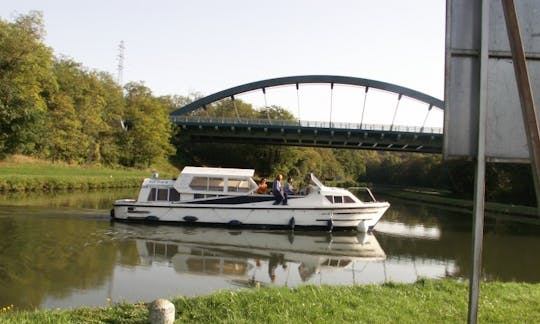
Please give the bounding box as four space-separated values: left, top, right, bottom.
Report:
170 75 444 153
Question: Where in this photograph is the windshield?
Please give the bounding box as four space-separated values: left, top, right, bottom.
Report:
309 173 325 189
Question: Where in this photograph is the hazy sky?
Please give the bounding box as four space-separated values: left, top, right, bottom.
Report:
2 0 446 126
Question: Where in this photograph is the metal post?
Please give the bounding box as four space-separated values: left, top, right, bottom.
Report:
329 83 334 127
231 95 240 121
296 83 301 121
360 87 369 128
262 87 271 123
467 0 489 323
420 104 433 132
502 0 540 216
390 93 403 131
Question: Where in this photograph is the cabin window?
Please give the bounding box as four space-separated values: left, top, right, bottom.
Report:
169 188 180 201
189 177 208 190
189 177 225 192
208 178 224 191
145 242 178 259
325 195 354 204
228 179 250 192
147 188 157 201
157 188 169 201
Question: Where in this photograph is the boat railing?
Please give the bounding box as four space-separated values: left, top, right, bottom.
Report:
347 187 378 202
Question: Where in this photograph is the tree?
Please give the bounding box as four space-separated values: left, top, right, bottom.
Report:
258 105 295 120
45 92 87 162
93 71 126 165
159 93 203 114
49 58 126 164
0 11 55 156
120 82 174 167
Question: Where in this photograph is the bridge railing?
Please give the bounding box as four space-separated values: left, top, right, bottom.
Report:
170 116 443 134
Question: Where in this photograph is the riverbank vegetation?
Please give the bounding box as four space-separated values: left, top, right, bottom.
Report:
379 186 539 218
1 11 536 207
0 155 176 192
1 280 539 323
0 12 174 168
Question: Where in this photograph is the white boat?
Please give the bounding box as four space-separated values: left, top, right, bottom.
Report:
111 166 390 232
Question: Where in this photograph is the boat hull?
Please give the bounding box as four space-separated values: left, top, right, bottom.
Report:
112 200 389 232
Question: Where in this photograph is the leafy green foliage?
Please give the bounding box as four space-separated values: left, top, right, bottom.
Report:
47 58 127 164
0 13 175 168
120 82 175 167
0 11 55 156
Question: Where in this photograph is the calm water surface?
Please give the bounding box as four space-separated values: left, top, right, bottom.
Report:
1 189 539 310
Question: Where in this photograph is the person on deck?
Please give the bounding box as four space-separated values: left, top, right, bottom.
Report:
272 174 286 205
257 178 268 194
285 177 295 196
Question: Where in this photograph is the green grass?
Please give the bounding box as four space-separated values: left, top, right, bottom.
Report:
1 280 539 323
0 155 178 192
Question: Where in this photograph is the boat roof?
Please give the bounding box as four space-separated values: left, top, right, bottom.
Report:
181 166 255 178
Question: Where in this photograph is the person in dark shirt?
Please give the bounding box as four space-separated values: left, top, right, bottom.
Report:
285 177 295 196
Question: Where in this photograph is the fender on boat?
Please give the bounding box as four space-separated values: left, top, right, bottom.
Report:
288 217 295 231
327 219 334 232
183 216 198 222
228 220 243 227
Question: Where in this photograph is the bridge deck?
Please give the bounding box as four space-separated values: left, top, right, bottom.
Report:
171 116 443 153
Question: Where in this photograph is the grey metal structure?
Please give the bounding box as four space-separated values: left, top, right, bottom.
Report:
445 0 540 162
170 75 444 116
170 75 444 153
171 117 443 153
446 1 540 323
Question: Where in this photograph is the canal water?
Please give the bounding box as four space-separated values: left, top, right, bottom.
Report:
1 189 539 310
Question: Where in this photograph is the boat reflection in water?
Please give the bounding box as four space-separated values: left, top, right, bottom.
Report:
113 224 386 288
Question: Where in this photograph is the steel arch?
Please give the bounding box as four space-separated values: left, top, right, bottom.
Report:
170 75 444 116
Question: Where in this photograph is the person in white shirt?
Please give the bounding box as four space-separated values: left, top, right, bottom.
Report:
272 174 285 205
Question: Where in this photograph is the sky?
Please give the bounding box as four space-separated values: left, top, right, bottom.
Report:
1 0 446 127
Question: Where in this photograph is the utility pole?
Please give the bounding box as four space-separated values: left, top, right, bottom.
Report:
117 40 125 85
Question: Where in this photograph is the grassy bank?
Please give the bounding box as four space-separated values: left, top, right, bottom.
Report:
378 186 538 218
1 280 539 323
0 155 178 192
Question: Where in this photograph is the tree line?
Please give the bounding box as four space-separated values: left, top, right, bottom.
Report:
1 12 535 206
0 12 173 167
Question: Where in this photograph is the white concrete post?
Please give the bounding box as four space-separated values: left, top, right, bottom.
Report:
149 299 175 324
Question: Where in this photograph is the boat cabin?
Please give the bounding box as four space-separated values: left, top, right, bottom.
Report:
174 166 258 197
137 166 259 203
137 179 180 203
